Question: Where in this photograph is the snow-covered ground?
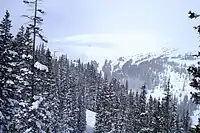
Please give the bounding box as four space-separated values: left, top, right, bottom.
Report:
85 110 96 133
191 106 200 127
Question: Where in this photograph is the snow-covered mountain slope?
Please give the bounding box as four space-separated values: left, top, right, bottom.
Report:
102 48 197 99
100 48 200 126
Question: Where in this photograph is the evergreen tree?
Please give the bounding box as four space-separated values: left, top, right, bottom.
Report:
23 45 51 132
76 59 86 133
175 114 184 133
85 63 98 111
64 71 79 133
134 91 141 132
9 26 30 132
191 119 200 133
77 85 86 133
162 79 172 133
118 84 128 132
23 0 47 100
109 78 121 133
57 55 70 132
187 10 200 132
170 97 178 133
49 58 60 132
94 75 117 133
146 95 154 133
139 85 148 133
126 90 136 133
152 98 163 133
182 109 191 133
0 10 15 132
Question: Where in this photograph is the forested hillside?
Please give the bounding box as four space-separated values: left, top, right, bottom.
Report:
0 0 200 133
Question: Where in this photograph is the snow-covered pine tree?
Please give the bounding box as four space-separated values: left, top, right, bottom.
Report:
49 57 60 132
95 71 103 110
21 27 33 101
134 91 141 132
23 0 48 100
182 109 191 133
139 85 148 133
170 96 179 133
152 98 163 132
5 25 36 132
146 95 154 133
109 78 120 133
124 80 129 95
77 83 86 133
56 56 79 132
0 10 15 132
175 114 185 133
85 62 98 111
25 44 50 132
126 90 136 133
187 11 200 132
5 31 23 132
118 84 128 132
43 48 54 131
111 77 121 96
9 26 30 132
66 61 79 133
76 59 86 133
94 73 104 133
57 55 70 132
94 74 117 133
162 79 172 133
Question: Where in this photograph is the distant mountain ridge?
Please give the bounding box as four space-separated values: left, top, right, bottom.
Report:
101 48 198 101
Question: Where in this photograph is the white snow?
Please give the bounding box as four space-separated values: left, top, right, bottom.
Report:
7 68 12 72
191 105 200 127
27 54 33 59
146 62 199 127
110 47 176 72
22 54 33 59
85 109 96 133
6 80 14 85
36 121 42 129
21 68 29 72
0 111 4 119
8 62 17 66
34 61 49 72
8 50 18 56
24 127 32 133
30 96 43 110
19 102 27 107
148 64 196 103
112 57 128 71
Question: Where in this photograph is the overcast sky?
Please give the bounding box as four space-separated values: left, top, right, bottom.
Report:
1 0 200 65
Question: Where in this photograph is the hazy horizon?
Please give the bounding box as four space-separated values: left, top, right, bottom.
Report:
1 0 200 64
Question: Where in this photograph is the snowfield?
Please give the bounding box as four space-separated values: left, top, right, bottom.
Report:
85 110 96 133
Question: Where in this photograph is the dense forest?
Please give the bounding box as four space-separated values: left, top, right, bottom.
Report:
1 1 200 133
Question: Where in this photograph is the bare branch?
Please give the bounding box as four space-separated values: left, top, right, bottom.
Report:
21 15 34 20
23 0 35 4
37 9 45 14
36 33 48 43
